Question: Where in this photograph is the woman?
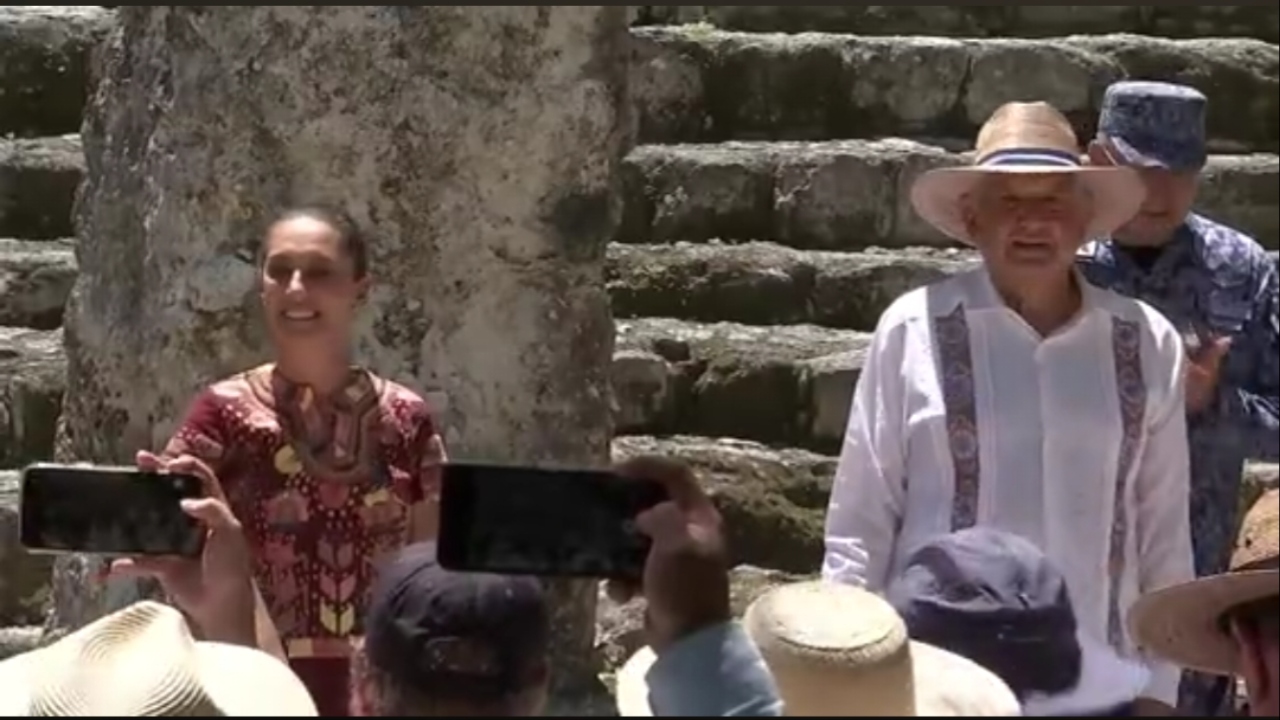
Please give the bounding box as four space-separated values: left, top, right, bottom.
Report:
149 206 446 715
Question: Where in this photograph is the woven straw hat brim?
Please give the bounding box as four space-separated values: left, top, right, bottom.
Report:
1128 569 1278 677
909 164 1145 246
0 635 318 716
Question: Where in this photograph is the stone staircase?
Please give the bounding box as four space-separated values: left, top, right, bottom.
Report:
1 5 1278 665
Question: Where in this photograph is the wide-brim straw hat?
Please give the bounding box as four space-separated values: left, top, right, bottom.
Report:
910 101 1146 245
615 580 1020 716
1129 489 1279 676
0 601 317 716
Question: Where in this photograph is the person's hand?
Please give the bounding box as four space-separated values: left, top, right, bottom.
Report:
1186 336 1230 415
110 451 255 646
606 456 731 653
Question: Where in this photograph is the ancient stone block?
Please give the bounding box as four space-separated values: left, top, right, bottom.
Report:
635 6 1280 43
631 29 1280 150
0 6 114 137
0 135 83 240
51 5 630 703
618 141 1279 250
0 328 65 467
613 318 869 451
0 471 53 627
0 240 77 330
613 435 834 573
608 241 978 331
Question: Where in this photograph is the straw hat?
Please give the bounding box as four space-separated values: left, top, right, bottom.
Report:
615 581 1020 716
0 601 317 716
910 101 1145 245
1129 489 1279 676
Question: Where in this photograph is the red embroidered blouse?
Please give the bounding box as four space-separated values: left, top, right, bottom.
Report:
163 364 445 660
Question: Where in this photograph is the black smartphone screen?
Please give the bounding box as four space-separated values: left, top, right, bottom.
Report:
437 463 669 580
19 464 206 557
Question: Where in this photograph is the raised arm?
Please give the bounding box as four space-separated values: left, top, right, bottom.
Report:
1217 259 1279 461
821 320 909 592
163 389 287 663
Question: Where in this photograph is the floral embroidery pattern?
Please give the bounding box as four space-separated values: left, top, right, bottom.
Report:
933 305 982 531
1108 318 1147 651
163 364 445 660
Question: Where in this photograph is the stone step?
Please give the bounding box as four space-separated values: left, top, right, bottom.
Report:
635 7 1280 43
0 135 83 240
0 470 53 629
0 327 65 468
632 28 1279 148
613 435 835 574
0 6 113 137
613 317 866 452
0 239 77 330
609 241 978 331
619 141 1279 251
0 626 42 660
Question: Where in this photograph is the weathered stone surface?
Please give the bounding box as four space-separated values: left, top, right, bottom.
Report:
0 239 77 329
596 563 809 674
0 6 114 137
0 471 53 627
0 625 41 661
52 6 630 702
635 7 1280 43
0 135 82 240
609 241 977 331
619 141 1280 250
631 29 1279 149
613 318 868 451
0 327 64 467
614 435 834 573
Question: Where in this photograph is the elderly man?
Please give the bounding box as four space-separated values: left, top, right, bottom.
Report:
822 101 1195 712
1128 489 1279 718
1078 81 1280 714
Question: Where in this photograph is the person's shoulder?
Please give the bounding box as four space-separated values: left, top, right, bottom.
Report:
1092 289 1183 359
370 373 442 426
877 269 979 332
1190 214 1273 274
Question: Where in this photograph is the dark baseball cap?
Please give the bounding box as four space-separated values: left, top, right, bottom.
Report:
885 528 1149 715
363 542 550 700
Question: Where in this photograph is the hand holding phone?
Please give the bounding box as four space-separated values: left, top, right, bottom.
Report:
437 462 669 580
19 463 206 557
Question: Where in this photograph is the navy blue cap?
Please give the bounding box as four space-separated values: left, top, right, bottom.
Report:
1097 80 1208 172
885 527 1083 701
363 542 550 699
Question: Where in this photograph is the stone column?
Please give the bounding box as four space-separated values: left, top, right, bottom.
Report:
49 5 629 706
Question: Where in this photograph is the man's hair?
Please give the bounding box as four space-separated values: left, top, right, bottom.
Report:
1226 595 1280 647
355 543 551 715
350 640 435 715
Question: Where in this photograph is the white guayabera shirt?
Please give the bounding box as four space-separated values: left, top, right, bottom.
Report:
822 268 1194 706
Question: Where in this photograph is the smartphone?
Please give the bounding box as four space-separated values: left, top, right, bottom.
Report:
19 463 206 557
437 463 669 580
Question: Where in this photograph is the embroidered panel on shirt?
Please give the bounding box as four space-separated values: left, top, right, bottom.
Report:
1108 317 1147 651
932 305 982 531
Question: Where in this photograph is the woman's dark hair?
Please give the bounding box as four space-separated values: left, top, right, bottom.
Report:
261 205 370 279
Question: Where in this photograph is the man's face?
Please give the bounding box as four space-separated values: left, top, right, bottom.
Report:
962 173 1092 281
1087 142 1199 247
1233 615 1280 717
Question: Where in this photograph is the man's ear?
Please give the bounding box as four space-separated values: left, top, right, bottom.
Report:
1085 141 1110 167
1231 619 1269 696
